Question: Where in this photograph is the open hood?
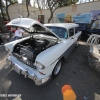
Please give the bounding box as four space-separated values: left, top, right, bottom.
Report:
6 18 60 39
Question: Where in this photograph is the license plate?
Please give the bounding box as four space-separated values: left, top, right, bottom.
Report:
14 65 20 74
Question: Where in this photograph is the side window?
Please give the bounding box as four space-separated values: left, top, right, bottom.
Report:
75 27 79 33
69 28 74 37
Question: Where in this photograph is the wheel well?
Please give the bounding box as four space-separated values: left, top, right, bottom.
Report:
52 56 65 73
52 56 65 78
60 56 65 63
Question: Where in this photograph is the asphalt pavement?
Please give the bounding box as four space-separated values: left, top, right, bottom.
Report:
0 41 100 100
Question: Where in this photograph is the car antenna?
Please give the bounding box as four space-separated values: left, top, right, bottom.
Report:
18 14 23 22
19 14 23 18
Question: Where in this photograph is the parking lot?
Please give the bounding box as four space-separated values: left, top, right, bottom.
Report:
0 41 100 100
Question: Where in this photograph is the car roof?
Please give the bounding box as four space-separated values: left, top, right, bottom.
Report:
44 23 79 29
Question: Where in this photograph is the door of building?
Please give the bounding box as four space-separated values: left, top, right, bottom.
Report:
38 15 44 24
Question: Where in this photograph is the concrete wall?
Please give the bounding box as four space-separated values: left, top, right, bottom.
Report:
55 1 100 15
8 1 100 23
48 1 100 23
8 3 38 20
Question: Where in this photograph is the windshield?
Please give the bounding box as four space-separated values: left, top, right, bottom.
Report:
23 24 58 38
46 26 68 39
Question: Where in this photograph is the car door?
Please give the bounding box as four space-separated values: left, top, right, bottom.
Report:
68 28 77 49
63 28 76 60
74 27 81 42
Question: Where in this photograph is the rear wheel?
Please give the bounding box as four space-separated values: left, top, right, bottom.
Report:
76 40 79 47
52 60 62 77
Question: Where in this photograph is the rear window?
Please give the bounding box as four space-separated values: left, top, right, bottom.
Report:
75 27 79 33
69 28 74 37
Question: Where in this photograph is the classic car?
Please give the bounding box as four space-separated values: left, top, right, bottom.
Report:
5 18 81 85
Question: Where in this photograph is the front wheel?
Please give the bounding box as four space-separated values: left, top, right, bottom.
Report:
52 60 62 78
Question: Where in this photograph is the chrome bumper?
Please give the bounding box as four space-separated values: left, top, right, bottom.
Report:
6 56 51 86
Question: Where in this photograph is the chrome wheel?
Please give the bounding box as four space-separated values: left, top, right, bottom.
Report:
53 60 62 77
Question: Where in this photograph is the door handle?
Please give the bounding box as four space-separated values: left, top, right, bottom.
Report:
71 37 74 39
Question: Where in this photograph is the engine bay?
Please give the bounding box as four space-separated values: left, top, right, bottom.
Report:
13 36 57 67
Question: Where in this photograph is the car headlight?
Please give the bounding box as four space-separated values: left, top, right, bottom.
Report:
35 61 45 69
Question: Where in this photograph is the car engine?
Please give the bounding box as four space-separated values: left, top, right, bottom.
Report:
13 38 56 68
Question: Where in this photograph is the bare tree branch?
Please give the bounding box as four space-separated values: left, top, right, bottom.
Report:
26 0 30 17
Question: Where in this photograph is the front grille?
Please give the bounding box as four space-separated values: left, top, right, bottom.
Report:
12 53 36 69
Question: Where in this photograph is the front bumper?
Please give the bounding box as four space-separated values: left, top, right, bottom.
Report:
6 56 51 86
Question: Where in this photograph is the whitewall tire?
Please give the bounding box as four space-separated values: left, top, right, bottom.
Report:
52 60 62 77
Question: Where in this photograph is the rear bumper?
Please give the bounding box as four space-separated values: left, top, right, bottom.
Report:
6 56 51 86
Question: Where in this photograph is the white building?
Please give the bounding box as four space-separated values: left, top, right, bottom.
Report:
8 1 100 24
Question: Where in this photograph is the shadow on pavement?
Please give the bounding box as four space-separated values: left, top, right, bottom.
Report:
0 42 100 100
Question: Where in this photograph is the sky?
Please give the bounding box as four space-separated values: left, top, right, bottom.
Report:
17 0 95 7
18 0 34 6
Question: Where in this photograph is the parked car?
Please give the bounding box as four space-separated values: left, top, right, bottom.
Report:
5 18 81 86
77 23 100 40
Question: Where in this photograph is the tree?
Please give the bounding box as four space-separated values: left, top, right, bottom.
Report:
0 1 7 33
5 0 18 21
22 0 30 17
0 0 18 33
22 0 26 4
36 0 41 10
33 0 48 10
0 13 9 33
0 0 6 21
34 0 79 23
26 0 30 17
5 0 10 21
47 0 79 23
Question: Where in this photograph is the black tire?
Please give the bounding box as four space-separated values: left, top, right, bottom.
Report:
76 40 79 48
52 60 62 78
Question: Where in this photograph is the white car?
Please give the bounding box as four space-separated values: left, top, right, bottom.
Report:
5 18 81 85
